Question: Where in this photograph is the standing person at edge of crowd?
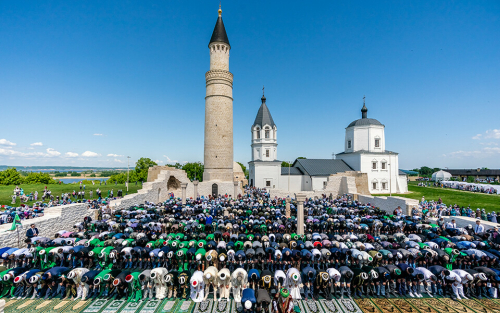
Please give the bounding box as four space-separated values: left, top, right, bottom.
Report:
25 224 38 248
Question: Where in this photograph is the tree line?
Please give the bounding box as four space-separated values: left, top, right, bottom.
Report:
0 168 56 185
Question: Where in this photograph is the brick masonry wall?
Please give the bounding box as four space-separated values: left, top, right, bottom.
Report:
0 203 93 248
358 194 419 215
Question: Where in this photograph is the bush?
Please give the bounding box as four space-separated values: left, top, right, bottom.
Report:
100 170 121 177
55 172 67 177
90 174 96 177
79 179 102 185
70 172 80 177
108 173 127 184
0 168 24 185
23 172 56 184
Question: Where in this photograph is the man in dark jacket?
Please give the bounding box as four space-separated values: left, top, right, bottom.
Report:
26 224 39 248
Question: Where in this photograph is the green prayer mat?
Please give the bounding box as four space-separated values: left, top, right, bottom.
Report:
175 300 195 313
82 299 111 313
157 299 180 313
318 299 342 313
193 300 213 313
137 299 163 313
101 299 127 313
212 299 232 313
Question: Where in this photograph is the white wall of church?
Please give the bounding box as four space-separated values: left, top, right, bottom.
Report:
360 153 401 194
252 125 277 161
249 161 281 189
345 126 385 153
252 145 277 161
336 153 361 171
312 176 329 191
398 175 408 194
278 174 303 192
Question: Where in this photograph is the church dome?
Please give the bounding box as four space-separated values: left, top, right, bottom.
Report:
347 100 384 128
347 118 383 128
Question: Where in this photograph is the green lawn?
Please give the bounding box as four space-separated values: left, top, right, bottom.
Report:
0 182 142 207
374 181 500 213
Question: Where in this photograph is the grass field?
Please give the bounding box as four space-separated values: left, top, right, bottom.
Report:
374 181 500 212
0 182 142 206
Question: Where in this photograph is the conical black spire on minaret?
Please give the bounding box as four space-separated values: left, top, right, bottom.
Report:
209 5 230 48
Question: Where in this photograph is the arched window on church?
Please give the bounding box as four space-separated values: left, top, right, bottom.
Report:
256 127 260 139
265 128 270 139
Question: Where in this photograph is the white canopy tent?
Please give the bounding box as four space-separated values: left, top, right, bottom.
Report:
432 170 452 182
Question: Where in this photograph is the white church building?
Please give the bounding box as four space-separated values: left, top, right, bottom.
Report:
248 96 408 194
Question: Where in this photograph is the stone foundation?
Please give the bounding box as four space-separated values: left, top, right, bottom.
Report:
0 203 93 248
110 167 243 209
357 194 419 215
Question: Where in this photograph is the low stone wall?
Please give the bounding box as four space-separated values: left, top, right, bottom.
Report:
357 194 419 215
429 216 499 231
0 203 94 248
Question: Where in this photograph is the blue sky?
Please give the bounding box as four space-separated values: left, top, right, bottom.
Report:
0 1 499 169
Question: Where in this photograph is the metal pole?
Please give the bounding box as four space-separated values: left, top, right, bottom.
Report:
389 153 392 197
127 156 130 192
288 161 291 192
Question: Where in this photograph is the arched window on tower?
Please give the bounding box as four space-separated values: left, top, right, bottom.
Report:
265 127 270 139
256 127 260 139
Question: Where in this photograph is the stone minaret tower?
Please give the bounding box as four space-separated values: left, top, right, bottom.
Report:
203 6 234 182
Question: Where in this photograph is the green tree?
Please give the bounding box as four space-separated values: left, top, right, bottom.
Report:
166 163 183 169
182 162 204 181
135 157 158 182
236 162 249 179
297 157 306 159
23 172 56 184
108 173 127 184
281 161 293 167
100 170 121 177
0 168 24 185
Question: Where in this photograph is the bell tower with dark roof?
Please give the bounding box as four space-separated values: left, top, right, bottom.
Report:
251 90 278 162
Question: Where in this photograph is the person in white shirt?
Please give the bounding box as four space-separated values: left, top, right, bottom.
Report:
445 270 463 300
452 269 474 299
446 219 457 229
416 267 438 297
327 267 341 296
474 220 485 234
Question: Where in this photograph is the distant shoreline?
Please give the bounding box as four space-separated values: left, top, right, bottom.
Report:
55 176 110 180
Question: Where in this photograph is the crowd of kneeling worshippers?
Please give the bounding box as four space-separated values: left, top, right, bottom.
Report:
0 189 499 313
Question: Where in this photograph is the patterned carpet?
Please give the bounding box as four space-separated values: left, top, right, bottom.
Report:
0 297 498 313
